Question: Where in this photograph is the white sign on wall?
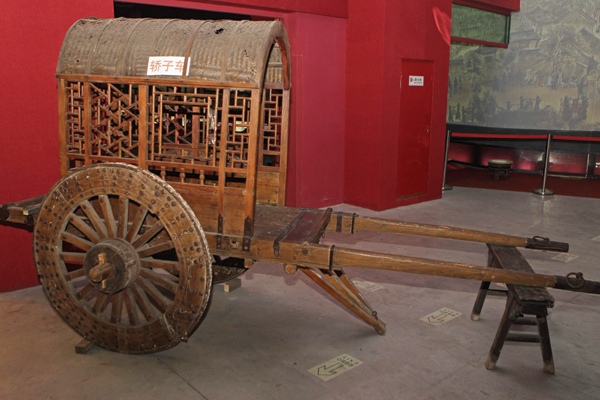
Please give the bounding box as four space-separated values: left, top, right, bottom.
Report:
409 75 424 86
147 56 191 76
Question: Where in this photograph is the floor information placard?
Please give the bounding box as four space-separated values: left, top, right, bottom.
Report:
308 354 363 381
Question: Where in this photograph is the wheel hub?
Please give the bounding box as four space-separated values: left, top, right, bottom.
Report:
83 238 141 293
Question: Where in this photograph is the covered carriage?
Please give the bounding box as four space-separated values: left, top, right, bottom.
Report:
1 18 599 359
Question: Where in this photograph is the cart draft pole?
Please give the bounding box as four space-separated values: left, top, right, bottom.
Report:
326 212 569 252
328 248 600 295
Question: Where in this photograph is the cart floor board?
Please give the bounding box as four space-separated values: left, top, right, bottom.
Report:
253 205 329 242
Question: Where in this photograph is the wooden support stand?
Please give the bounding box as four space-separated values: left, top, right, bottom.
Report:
222 278 242 293
472 244 555 374
75 338 95 354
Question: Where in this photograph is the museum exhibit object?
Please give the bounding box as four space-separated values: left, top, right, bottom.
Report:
1 19 598 366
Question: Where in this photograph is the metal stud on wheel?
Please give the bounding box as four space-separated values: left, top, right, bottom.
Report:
34 163 212 354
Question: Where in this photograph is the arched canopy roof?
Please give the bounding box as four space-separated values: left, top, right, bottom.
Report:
57 18 291 89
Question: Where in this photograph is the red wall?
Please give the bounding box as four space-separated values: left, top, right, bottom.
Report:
187 0 348 18
344 0 453 210
285 13 347 207
343 0 386 209
344 0 519 210
0 1 113 292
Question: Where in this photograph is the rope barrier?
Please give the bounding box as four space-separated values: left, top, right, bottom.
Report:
443 130 600 197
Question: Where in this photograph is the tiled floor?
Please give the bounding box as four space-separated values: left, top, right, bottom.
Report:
2 187 600 399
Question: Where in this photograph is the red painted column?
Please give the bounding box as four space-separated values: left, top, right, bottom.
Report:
285 13 347 208
343 0 387 210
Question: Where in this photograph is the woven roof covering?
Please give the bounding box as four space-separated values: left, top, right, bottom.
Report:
56 18 290 89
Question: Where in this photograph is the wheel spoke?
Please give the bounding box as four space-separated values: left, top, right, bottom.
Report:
140 268 178 294
140 258 180 273
137 241 175 258
110 292 122 324
122 289 139 326
92 292 108 314
100 294 112 313
67 214 101 244
60 252 86 263
76 284 93 300
131 221 165 249
130 283 156 321
81 200 108 239
99 195 117 237
137 277 171 314
125 206 148 243
66 268 86 281
61 232 94 252
117 196 129 239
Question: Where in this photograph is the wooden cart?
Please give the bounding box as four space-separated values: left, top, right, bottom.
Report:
1 18 599 354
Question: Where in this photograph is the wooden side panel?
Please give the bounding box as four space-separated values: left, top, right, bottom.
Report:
243 89 262 241
179 187 245 236
278 89 290 205
179 188 219 234
224 191 246 236
257 87 289 207
256 170 280 205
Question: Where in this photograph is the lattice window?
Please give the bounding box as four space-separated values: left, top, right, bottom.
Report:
66 81 85 157
148 87 221 188
149 87 220 167
62 82 259 190
147 87 253 189
89 83 141 161
260 88 283 168
226 90 252 170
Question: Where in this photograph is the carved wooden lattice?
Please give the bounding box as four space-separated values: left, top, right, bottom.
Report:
63 83 268 191
150 87 220 167
260 88 284 169
89 83 141 160
226 90 252 170
147 86 252 189
65 81 85 157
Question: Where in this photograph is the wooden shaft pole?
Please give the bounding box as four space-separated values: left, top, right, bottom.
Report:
332 247 558 288
355 216 527 247
353 216 568 252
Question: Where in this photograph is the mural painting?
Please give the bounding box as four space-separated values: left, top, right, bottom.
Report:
448 0 600 131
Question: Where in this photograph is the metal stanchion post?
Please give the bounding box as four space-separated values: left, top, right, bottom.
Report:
533 133 554 196
442 129 453 191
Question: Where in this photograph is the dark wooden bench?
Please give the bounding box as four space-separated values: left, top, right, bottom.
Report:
471 244 555 374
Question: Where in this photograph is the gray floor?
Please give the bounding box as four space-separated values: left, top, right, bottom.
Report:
2 187 600 400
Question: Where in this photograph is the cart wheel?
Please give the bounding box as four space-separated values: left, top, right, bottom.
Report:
212 256 247 284
34 163 212 354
